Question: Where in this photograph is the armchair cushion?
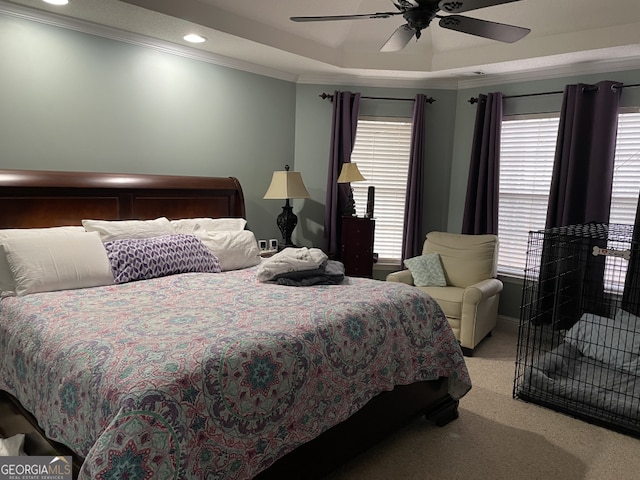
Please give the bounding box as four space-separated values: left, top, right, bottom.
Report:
403 253 446 287
421 285 463 319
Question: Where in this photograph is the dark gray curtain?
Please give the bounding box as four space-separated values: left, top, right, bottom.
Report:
622 194 640 316
461 92 503 235
401 94 427 262
546 80 623 228
536 80 623 328
323 91 361 256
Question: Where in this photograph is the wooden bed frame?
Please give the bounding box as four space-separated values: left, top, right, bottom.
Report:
0 169 459 479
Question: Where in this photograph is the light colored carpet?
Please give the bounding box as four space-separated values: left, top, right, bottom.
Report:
325 326 640 480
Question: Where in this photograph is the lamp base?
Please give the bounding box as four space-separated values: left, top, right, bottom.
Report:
277 199 298 249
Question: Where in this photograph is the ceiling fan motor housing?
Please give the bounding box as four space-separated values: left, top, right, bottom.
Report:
402 1 440 37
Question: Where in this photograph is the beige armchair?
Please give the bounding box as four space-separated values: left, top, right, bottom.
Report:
386 231 503 355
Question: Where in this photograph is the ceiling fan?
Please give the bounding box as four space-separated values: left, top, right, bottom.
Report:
290 0 531 52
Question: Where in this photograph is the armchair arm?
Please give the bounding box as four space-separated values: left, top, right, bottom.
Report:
460 278 504 351
462 278 504 305
386 269 415 286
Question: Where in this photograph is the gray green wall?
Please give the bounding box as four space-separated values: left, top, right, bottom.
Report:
2 13 640 320
0 14 295 242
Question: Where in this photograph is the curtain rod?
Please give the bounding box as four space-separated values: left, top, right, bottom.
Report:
319 92 435 103
467 83 640 104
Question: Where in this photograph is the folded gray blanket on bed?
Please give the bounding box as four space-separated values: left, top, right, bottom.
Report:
272 260 345 286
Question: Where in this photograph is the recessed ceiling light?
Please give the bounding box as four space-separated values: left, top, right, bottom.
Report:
43 0 69 5
183 34 206 44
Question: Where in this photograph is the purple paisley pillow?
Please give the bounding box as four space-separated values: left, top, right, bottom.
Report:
104 234 221 284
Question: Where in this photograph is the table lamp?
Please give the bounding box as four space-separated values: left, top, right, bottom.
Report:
337 162 366 216
263 165 310 249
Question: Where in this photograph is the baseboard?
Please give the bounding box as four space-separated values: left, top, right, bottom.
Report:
497 315 519 334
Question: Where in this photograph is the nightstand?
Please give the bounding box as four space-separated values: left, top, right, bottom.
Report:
260 249 278 258
340 216 375 278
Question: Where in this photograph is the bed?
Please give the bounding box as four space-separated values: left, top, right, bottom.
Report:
0 169 471 479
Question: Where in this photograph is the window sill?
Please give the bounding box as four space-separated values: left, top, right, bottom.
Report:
497 273 524 286
374 261 402 270
373 261 402 281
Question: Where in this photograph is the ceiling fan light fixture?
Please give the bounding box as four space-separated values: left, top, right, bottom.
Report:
183 33 207 44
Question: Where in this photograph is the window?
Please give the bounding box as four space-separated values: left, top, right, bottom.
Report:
498 109 640 278
350 118 412 263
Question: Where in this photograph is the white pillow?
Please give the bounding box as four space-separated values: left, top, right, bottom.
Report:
0 227 87 292
171 217 247 235
82 217 174 242
1 231 114 296
565 311 640 372
0 226 85 239
403 253 447 287
195 230 261 271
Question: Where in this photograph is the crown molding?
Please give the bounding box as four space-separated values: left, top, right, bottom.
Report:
295 73 458 90
297 55 640 90
455 57 640 89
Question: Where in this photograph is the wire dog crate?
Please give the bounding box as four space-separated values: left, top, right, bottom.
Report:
514 223 640 437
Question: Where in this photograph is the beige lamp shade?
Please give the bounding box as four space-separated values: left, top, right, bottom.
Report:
337 163 366 183
263 168 310 200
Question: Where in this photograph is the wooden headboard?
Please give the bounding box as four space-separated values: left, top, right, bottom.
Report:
0 169 246 228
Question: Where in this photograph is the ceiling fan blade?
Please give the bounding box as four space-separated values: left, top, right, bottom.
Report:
438 0 522 14
380 24 416 52
439 15 530 43
392 0 419 8
291 12 401 22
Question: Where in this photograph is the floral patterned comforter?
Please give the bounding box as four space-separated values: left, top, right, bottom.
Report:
0 268 470 479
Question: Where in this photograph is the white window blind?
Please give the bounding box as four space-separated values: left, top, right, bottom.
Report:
498 110 640 278
350 118 412 263
498 115 559 276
